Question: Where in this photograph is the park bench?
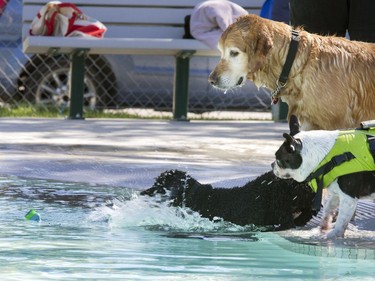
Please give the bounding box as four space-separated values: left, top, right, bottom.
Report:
22 0 263 119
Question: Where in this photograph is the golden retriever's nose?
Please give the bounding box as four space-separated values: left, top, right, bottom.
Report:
208 71 218 86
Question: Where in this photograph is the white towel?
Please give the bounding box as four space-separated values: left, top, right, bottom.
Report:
190 0 248 49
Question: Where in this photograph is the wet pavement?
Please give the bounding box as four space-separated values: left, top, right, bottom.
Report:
0 118 287 189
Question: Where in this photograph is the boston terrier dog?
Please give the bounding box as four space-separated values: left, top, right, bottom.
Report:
272 115 375 239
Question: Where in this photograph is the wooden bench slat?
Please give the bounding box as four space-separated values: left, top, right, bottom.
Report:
23 0 265 8
104 26 185 39
23 36 220 56
23 7 196 24
23 24 186 39
23 6 261 25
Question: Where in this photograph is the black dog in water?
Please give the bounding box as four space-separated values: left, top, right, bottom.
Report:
141 170 315 230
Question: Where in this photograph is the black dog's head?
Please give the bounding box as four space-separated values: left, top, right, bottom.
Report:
140 169 189 203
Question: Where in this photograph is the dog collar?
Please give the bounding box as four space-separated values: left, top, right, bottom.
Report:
271 30 300 104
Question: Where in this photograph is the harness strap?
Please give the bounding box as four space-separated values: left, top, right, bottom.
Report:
306 151 355 212
366 135 375 161
311 176 323 213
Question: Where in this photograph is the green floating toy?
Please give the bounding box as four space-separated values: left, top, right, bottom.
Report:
25 209 41 222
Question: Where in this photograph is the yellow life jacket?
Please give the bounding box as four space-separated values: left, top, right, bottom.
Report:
307 129 375 192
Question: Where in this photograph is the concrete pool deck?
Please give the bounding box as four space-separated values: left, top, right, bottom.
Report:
0 117 287 188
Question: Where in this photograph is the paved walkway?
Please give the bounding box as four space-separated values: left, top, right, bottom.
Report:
0 118 287 189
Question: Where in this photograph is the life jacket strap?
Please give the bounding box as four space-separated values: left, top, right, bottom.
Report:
366 135 375 162
306 151 355 212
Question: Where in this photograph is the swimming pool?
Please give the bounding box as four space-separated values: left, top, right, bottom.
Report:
0 175 374 281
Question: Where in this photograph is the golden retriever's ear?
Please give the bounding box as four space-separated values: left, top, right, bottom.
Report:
247 28 273 74
231 15 273 74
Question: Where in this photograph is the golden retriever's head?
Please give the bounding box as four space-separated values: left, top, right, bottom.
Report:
208 15 273 90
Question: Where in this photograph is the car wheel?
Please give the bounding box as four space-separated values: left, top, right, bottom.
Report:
18 54 117 110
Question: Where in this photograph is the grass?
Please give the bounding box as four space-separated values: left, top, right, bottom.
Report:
0 104 271 120
0 104 61 118
0 104 168 119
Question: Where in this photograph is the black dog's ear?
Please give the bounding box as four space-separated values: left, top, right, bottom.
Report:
289 115 300 136
283 133 297 153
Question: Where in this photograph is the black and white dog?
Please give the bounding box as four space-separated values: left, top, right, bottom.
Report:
272 115 375 239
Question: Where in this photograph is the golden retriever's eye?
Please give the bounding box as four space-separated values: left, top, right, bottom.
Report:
229 50 239 57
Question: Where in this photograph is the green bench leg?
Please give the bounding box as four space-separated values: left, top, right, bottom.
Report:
173 50 196 121
272 101 289 122
68 49 87 120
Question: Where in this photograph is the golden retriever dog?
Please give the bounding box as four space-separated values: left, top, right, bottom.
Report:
208 14 375 130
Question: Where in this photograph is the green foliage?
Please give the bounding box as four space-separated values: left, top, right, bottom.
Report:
0 104 60 117
0 104 167 119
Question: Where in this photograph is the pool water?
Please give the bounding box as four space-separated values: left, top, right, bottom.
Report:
0 176 374 281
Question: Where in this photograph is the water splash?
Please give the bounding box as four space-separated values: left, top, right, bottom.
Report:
89 193 259 233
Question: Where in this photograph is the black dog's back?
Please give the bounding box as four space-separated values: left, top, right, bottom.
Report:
141 170 314 230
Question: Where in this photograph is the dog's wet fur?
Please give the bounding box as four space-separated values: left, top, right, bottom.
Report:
141 169 314 231
209 14 375 131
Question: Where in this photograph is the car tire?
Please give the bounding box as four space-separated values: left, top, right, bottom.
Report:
17 54 117 110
